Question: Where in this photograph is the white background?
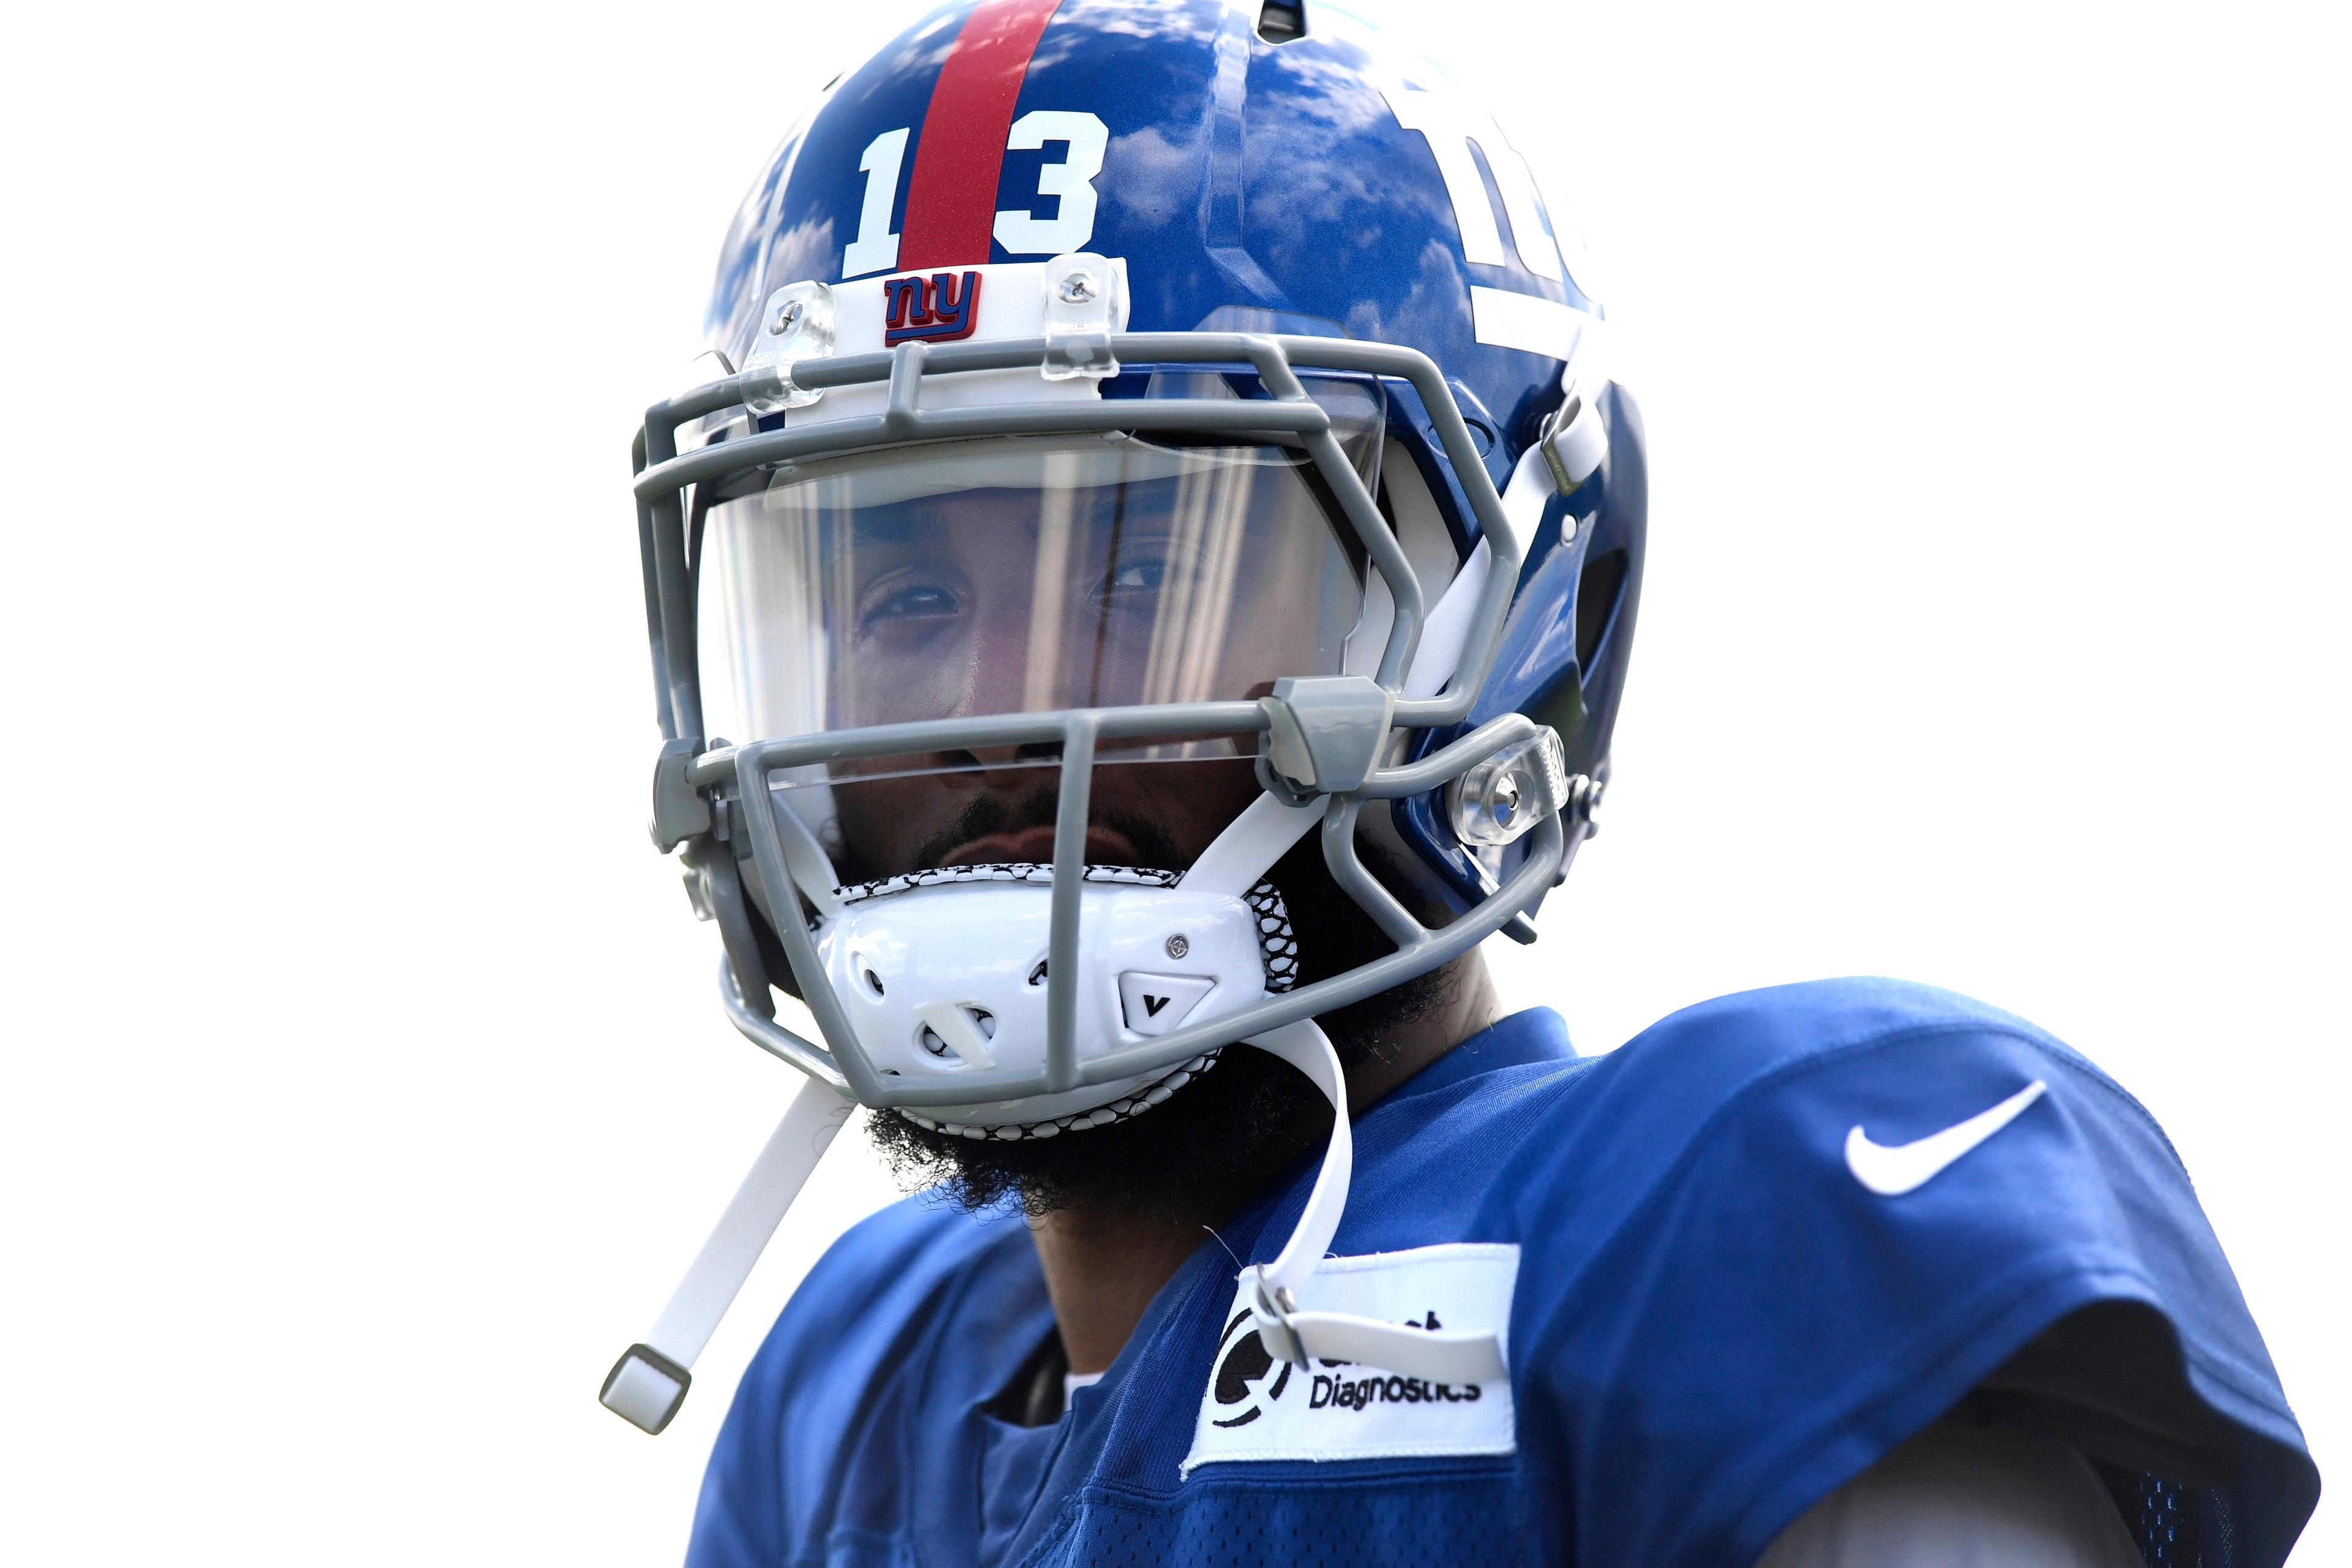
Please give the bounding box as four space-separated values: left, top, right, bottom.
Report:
2 0 2343 1561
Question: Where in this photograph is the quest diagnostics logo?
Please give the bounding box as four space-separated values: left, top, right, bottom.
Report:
1184 1245 1520 1476
1208 1310 1292 1428
1307 1315 1488 1413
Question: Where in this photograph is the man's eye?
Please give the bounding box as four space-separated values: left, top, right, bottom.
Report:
861 583 960 628
1106 557 1169 597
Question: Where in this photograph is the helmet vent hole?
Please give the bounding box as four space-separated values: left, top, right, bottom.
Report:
1027 959 1049 987
919 1008 998 1059
1257 1 1306 43
861 968 886 997
1576 548 1629 669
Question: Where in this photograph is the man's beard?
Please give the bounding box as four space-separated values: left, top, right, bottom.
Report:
861 788 1460 1221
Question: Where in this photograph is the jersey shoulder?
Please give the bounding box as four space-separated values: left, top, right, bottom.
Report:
1502 976 2174 1216
686 1191 1041 1568
1607 973 2128 1118
1487 976 2315 1568
763 1186 1030 1378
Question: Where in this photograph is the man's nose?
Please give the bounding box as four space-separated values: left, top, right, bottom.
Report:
952 602 1066 726
938 612 1063 778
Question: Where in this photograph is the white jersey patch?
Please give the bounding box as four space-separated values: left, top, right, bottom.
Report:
1180 1243 1519 1477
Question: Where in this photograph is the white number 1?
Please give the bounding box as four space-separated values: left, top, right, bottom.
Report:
843 127 910 279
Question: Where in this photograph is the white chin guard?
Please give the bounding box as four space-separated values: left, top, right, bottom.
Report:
815 866 1295 1133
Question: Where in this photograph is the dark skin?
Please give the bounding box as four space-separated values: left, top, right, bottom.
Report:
837 747 1504 1378
1036 951 1501 1376
780 460 2120 1532
821 466 1496 1377
824 472 1351 878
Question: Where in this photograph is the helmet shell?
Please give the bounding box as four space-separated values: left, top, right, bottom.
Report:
698 0 1645 912
708 0 1593 469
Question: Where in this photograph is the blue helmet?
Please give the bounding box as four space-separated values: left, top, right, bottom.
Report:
605 0 1645 1435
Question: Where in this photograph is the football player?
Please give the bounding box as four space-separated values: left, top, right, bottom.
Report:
603 2 2318 1563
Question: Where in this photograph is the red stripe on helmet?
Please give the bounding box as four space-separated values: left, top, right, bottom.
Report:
899 0 1066 270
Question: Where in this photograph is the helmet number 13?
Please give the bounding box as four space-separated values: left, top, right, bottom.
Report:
843 112 1112 278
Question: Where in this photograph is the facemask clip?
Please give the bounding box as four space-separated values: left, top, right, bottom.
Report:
1041 253 1128 381
1449 726 1571 848
741 282 835 413
1257 675 1396 800
1539 379 1606 497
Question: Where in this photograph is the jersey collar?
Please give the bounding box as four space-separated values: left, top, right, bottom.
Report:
1371 1006 1578 1110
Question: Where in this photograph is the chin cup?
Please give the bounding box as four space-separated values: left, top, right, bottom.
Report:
812 869 1291 1129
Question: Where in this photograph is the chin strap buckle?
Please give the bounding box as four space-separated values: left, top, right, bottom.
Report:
1245 1268 1308 1366
1245 1260 1511 1384
601 1343 693 1435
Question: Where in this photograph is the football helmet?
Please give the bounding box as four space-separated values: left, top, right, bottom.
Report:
602 0 1646 1435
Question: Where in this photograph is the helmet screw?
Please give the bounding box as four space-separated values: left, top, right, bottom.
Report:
771 300 803 335
1569 774 1605 832
1057 271 1098 304
1164 933 1189 959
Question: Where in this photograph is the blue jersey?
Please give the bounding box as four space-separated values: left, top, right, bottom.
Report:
686 979 2318 1567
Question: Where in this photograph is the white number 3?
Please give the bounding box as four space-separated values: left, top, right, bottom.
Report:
992 110 1109 255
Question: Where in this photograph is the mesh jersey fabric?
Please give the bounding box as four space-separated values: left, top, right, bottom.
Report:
685 978 2318 1568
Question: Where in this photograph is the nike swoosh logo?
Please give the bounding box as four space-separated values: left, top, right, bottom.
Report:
1844 1080 2048 1196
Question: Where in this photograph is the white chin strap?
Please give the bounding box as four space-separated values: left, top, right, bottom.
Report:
1237 1020 1509 1384
601 1016 1501 1433
600 1079 855 1434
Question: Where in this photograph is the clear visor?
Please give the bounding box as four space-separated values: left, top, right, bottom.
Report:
695 431 1371 776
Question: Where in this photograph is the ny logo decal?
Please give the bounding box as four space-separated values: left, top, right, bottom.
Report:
881 271 982 345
